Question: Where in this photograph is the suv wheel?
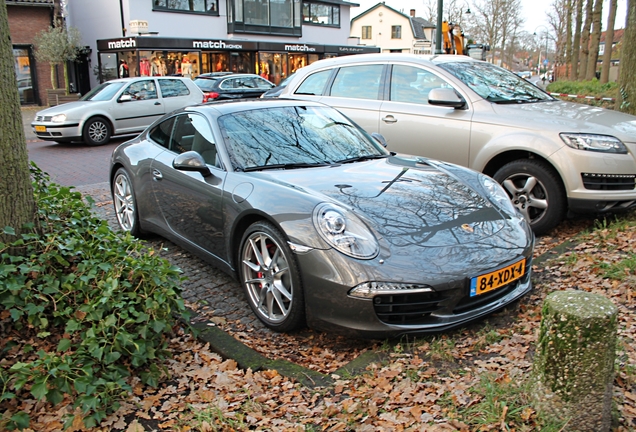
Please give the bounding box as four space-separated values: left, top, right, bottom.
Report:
493 159 566 235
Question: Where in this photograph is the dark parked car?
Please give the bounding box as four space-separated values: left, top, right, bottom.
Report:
194 73 275 102
110 99 534 338
259 73 295 98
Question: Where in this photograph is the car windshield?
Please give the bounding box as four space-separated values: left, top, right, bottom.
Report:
80 82 126 101
437 61 553 104
218 105 388 171
193 78 218 92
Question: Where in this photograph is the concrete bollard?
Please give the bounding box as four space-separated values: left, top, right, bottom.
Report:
532 290 617 431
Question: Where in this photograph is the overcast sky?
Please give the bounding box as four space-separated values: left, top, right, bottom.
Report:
350 0 628 34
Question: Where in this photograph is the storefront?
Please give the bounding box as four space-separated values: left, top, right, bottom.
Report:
96 37 379 85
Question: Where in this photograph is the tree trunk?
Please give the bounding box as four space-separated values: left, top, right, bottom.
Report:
63 61 69 95
49 64 57 90
618 0 636 114
585 0 603 80
565 0 573 80
0 1 36 243
571 0 583 79
532 290 617 431
600 0 617 83
578 0 593 80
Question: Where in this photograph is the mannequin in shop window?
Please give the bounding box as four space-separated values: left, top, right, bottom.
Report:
119 60 129 78
181 56 192 78
151 57 165 76
140 58 151 76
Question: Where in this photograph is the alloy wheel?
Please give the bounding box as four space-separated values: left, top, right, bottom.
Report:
113 172 135 231
501 173 549 225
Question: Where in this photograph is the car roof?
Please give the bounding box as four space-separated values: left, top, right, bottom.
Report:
185 98 326 116
195 73 264 80
107 76 191 84
293 52 478 71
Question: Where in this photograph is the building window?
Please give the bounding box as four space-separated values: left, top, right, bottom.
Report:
227 0 301 36
391 25 401 39
302 2 340 26
362 26 372 39
153 0 218 14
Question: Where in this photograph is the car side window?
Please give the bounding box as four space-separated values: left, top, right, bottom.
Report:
159 79 191 98
294 69 332 96
330 65 384 100
148 117 175 149
219 78 237 90
254 76 274 89
390 65 451 104
171 113 220 168
122 80 158 101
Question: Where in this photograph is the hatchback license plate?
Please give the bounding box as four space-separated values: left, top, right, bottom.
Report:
34 125 47 132
470 260 525 297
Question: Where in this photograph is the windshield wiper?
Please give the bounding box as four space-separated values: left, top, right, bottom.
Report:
242 162 332 172
336 154 390 164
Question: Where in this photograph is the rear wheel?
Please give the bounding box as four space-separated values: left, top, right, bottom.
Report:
83 116 111 146
239 221 305 332
493 159 566 235
112 168 142 237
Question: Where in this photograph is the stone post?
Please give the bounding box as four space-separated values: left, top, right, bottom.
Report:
532 290 617 431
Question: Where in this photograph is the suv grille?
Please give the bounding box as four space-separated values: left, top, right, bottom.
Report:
582 173 636 190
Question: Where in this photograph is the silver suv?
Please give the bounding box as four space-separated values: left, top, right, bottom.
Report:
278 53 636 234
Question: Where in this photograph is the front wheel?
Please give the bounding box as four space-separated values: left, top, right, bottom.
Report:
239 221 305 332
112 168 142 237
493 159 566 235
83 116 111 146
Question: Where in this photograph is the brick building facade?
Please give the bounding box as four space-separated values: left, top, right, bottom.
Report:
7 0 57 106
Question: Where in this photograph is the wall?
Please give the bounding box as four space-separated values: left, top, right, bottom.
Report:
7 4 54 105
351 6 415 53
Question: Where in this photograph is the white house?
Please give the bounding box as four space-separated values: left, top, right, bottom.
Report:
350 4 435 54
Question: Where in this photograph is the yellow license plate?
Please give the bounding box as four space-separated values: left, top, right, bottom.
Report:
34 125 47 132
470 259 525 297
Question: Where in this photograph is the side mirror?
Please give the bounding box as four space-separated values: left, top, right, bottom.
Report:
118 94 133 102
371 133 388 147
173 151 212 177
428 88 466 109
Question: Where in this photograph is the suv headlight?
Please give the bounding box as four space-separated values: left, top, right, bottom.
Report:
560 133 627 154
51 114 67 123
479 174 517 215
313 203 379 259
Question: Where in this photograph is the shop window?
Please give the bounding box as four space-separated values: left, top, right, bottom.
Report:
139 51 200 78
302 2 339 26
227 0 301 36
153 0 218 14
361 26 372 39
391 25 402 39
258 52 287 85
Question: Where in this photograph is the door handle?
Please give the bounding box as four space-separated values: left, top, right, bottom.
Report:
382 115 398 124
154 102 161 105
152 169 163 180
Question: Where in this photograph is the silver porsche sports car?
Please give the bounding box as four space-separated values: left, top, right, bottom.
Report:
110 99 534 338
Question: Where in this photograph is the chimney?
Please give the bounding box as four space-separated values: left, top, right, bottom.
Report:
410 9 415 17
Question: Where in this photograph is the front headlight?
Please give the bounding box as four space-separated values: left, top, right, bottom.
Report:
51 114 67 123
560 133 627 154
479 174 517 214
313 203 379 259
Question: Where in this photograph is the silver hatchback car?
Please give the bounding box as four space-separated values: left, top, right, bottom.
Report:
279 53 636 234
31 76 204 146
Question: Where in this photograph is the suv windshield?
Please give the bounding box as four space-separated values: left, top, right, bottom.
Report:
437 61 553 104
218 105 388 171
80 82 126 101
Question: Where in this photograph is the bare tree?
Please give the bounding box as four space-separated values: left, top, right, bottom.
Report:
585 0 603 79
0 1 36 242
600 0 617 83
547 0 569 80
578 0 593 80
570 0 583 79
618 0 636 114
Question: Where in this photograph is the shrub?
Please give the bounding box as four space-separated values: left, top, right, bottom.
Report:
0 164 189 429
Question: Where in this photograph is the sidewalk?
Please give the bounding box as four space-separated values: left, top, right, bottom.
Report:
21 105 39 142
